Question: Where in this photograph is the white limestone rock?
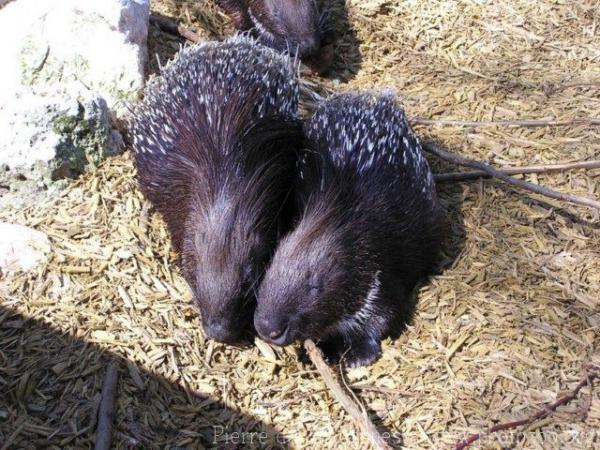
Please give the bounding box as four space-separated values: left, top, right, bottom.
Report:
0 0 149 209
0 95 124 209
0 0 149 112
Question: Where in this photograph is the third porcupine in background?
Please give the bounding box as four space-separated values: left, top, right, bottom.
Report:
254 92 444 368
130 36 303 344
215 0 335 74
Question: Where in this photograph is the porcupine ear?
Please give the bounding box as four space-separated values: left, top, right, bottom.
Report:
215 0 254 30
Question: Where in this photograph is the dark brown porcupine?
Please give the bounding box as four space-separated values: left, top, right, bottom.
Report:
130 36 302 343
215 0 335 74
254 92 445 367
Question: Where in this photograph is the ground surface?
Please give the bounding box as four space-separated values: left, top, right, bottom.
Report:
1 0 599 449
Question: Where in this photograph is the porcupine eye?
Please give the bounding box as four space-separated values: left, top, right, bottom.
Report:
239 264 254 291
305 271 321 296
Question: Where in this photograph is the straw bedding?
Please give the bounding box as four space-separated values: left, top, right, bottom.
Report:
1 0 599 448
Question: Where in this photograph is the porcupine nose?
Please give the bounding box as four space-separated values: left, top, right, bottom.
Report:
204 319 238 344
254 315 290 346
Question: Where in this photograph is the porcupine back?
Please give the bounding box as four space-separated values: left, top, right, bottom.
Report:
253 92 444 365
130 35 300 253
129 36 303 343
302 92 443 286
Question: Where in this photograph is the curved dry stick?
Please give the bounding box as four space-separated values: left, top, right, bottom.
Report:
412 117 600 128
150 14 202 43
435 160 600 183
454 368 598 450
94 361 120 450
304 340 392 450
423 142 600 210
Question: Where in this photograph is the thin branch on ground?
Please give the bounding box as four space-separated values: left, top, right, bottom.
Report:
94 361 120 450
149 15 202 43
423 142 600 210
545 82 600 94
412 117 600 127
304 340 392 450
352 384 415 397
434 160 600 182
454 366 599 450
261 383 413 408
260 389 327 408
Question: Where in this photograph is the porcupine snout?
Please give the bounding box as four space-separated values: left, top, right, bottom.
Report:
254 312 293 346
203 318 242 343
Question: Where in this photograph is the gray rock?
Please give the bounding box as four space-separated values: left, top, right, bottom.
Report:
0 0 149 209
0 95 124 209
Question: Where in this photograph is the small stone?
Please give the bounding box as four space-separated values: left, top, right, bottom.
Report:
0 223 51 275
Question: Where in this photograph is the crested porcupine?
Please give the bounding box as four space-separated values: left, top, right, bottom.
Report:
130 36 303 344
253 92 444 367
215 0 335 74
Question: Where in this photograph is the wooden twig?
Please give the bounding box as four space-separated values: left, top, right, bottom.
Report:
304 340 392 450
411 117 600 128
545 82 600 95
262 382 414 408
149 14 202 43
423 142 600 210
434 160 600 183
353 384 415 397
453 367 599 450
94 361 120 450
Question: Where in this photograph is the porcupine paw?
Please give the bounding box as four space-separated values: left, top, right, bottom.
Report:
317 336 344 365
342 336 382 368
318 335 382 368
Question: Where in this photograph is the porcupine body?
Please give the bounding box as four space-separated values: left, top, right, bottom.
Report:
254 92 444 367
130 36 303 343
